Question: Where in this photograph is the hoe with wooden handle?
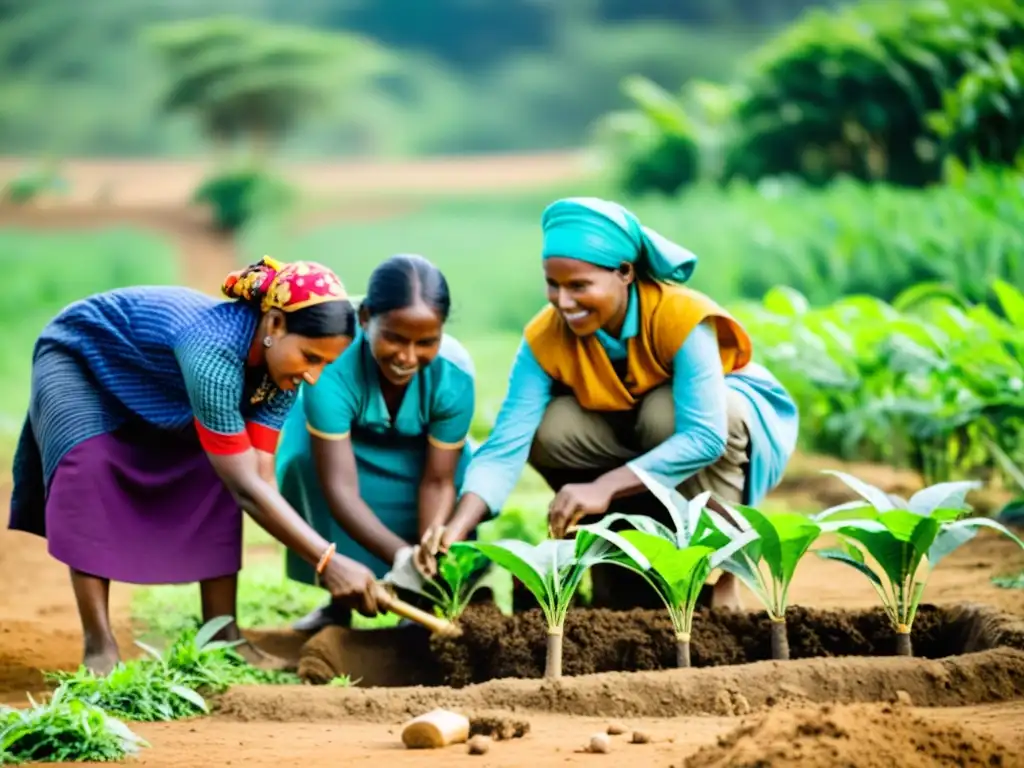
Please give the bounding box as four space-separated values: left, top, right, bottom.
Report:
376 587 463 638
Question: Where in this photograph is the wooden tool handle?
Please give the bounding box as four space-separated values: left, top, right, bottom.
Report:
378 591 462 637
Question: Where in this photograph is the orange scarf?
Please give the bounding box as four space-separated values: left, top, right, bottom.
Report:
524 279 752 412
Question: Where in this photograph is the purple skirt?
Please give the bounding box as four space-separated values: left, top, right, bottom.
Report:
29 426 241 585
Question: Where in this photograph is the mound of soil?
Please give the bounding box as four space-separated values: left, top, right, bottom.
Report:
216 647 1024 723
684 700 1013 767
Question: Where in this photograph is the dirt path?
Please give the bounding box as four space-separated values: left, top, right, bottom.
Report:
0 153 587 206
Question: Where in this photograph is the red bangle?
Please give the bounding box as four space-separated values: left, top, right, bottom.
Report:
316 543 336 575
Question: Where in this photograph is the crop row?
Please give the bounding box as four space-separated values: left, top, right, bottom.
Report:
732 278 1024 488
398 468 1024 679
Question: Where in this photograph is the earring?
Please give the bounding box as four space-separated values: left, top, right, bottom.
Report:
262 336 273 348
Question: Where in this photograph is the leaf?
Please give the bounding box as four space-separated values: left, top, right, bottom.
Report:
194 616 234 650
821 470 898 511
168 685 208 714
573 525 653 571
813 500 874 522
907 481 982 515
467 540 555 606
838 512 940 587
816 547 884 587
133 641 164 662
708 528 762 568
628 464 693 541
992 278 1024 326
929 517 1024 568
591 511 676 542
734 506 821 587
620 532 714 607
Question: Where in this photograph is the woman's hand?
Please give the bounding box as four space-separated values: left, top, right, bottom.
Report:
547 481 614 539
413 524 447 579
319 556 386 617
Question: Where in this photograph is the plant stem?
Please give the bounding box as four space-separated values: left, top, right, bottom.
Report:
895 625 913 657
770 618 790 660
675 632 691 668
545 628 563 680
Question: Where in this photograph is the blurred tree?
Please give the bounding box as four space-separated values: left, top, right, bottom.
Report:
723 0 1024 186
146 16 388 159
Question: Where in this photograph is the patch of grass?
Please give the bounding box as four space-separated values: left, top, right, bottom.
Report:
0 686 147 764
131 555 327 640
48 663 209 723
992 571 1024 589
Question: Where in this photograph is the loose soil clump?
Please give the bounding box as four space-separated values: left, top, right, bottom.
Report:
684 700 1017 767
468 712 531 741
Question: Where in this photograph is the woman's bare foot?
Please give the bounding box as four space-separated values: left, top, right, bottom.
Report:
710 573 744 611
234 641 292 672
82 644 120 677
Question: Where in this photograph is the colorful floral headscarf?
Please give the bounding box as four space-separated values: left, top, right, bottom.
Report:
222 257 348 313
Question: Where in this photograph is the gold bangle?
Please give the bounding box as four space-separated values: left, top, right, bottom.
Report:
316 543 336 575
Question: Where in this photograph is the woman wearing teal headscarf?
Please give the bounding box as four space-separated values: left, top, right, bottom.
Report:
435 197 799 611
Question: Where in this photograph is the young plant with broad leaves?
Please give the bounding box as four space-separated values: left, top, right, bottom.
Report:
1 685 147 764
466 530 646 680
814 471 1024 656
576 466 757 667
707 501 826 660
382 545 496 622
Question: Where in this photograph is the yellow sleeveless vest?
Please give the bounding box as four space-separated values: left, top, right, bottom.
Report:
523 279 752 412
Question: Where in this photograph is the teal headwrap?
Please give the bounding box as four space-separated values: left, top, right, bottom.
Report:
540 197 697 283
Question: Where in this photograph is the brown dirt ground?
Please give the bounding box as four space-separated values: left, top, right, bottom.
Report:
1 164 1023 767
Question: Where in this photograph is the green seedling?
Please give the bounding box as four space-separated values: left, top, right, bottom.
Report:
140 615 299 687
468 530 646 680
382 545 497 622
1 685 147 764
815 471 1024 655
577 467 757 667
707 503 824 660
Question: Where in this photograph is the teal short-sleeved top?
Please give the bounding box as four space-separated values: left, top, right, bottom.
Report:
303 332 476 450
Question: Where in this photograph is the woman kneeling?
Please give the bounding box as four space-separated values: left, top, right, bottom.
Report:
440 198 799 611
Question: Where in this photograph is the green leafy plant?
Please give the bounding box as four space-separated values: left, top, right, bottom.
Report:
0 685 147 764
591 75 700 196
704 503 825 660
382 545 497 622
192 169 296 232
815 471 1024 655
48 662 208 723
141 615 300 689
468 531 645 680
576 468 758 667
734 274 1024 486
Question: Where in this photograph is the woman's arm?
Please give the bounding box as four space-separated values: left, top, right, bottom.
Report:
419 358 475 535
443 339 554 545
301 356 411 565
175 339 381 612
418 445 463 535
310 433 409 564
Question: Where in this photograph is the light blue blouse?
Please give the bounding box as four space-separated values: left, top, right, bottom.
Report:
461 288 798 513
